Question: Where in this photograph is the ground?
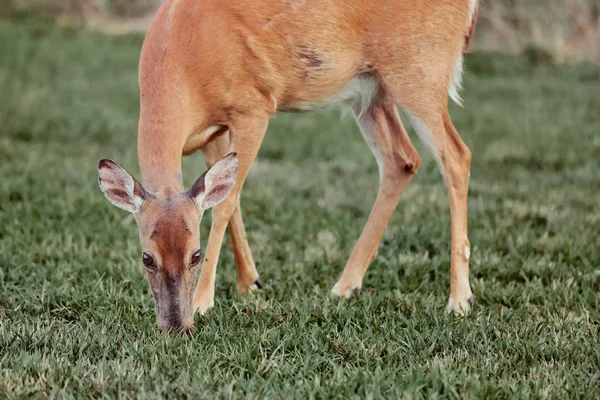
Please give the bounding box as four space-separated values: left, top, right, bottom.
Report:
0 17 599 398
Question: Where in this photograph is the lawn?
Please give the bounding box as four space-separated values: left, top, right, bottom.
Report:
0 17 599 398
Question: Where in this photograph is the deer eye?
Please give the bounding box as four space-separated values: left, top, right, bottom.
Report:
142 252 157 271
190 250 202 268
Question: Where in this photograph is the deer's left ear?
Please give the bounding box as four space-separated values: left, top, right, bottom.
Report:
98 159 148 214
188 152 238 210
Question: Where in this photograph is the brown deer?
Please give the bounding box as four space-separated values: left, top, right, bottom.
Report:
98 0 479 332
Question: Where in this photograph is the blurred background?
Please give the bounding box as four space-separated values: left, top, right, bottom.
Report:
2 0 600 64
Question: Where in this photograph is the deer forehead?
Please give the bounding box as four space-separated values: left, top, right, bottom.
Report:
138 200 201 262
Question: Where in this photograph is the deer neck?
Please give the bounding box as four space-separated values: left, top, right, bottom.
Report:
137 115 186 196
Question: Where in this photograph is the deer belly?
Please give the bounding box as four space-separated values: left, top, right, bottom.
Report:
278 74 379 115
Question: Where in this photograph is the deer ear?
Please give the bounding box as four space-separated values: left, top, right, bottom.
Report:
98 159 147 213
188 152 238 210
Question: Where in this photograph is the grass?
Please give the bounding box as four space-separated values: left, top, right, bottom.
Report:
1 16 599 399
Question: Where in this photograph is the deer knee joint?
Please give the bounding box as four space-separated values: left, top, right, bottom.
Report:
388 150 420 177
403 153 421 175
403 161 418 174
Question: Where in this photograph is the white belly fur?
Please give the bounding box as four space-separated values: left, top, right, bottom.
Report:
279 75 380 116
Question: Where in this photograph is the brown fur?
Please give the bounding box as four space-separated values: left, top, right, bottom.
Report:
137 196 201 331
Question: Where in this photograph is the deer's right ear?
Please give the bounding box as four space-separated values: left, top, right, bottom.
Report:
98 159 147 214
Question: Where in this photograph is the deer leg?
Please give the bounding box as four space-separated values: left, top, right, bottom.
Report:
193 114 269 314
332 92 420 297
200 131 261 294
402 107 473 315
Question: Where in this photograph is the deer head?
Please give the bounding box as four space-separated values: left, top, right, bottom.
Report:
97 153 238 333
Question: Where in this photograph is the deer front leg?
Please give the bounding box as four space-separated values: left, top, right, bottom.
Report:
201 131 261 294
193 114 269 314
228 205 262 293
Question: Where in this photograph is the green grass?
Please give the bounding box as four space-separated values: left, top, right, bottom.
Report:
1 17 599 399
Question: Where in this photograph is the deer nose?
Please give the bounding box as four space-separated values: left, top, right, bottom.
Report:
158 312 194 334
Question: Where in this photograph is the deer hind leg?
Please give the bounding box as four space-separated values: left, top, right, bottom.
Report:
200 131 261 295
399 103 473 315
193 113 270 314
331 90 420 297
372 30 473 313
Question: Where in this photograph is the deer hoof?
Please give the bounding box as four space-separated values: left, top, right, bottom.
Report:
331 279 362 298
251 279 263 290
446 294 473 316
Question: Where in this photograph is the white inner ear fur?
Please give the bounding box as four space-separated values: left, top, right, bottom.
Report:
195 154 238 210
98 160 144 214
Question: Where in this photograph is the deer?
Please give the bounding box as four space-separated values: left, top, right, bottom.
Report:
98 0 479 332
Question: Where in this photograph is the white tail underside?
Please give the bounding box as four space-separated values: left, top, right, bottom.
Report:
448 0 478 107
449 53 465 106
